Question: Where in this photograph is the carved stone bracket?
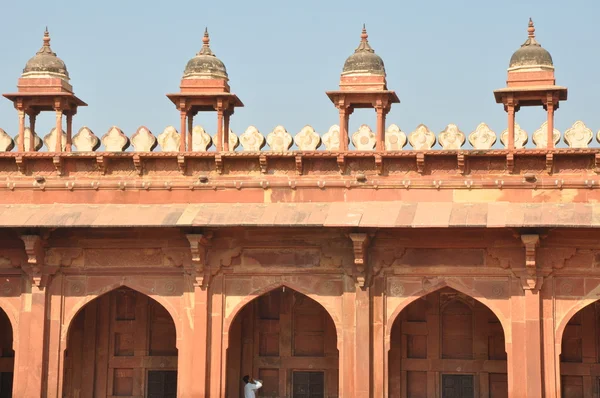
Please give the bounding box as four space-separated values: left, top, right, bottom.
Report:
19 234 57 288
295 155 303 175
595 153 600 174
177 154 187 175
96 155 106 175
348 233 371 288
517 234 543 291
185 232 213 288
457 153 466 175
416 153 425 174
215 154 224 174
52 156 63 176
546 153 553 175
336 154 346 174
506 153 514 174
132 154 143 176
15 156 25 174
374 154 383 175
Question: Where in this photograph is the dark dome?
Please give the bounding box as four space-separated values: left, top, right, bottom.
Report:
341 26 386 76
183 29 228 80
22 29 69 79
509 19 553 69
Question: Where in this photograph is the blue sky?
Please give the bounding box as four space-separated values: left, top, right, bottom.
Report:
0 0 598 149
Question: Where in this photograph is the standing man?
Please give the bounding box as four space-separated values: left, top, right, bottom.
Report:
242 375 262 398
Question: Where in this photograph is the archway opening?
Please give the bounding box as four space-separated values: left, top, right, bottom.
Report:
0 308 13 398
388 287 507 398
62 287 178 397
226 286 339 397
560 301 600 397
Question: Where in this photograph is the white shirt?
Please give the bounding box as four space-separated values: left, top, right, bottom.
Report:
244 380 262 398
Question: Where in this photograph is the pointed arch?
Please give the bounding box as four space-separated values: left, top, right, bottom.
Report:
62 285 179 398
385 277 510 346
62 281 181 346
225 280 342 347
555 281 600 348
0 299 18 346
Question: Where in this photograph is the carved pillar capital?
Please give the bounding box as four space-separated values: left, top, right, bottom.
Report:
516 234 545 291
348 232 372 288
185 232 213 288
19 234 56 288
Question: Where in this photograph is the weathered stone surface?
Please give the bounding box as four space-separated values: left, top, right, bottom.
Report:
564 121 593 148
240 126 265 151
101 126 130 152
266 125 293 151
500 123 528 148
157 126 181 152
14 127 42 152
294 125 321 151
72 127 100 151
131 126 157 152
322 125 347 151
438 123 465 150
384 124 407 151
0 129 14 152
351 124 376 150
44 128 67 152
227 128 240 151
408 124 436 150
532 121 560 148
192 125 212 152
468 123 496 149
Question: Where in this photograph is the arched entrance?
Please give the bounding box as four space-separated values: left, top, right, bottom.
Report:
388 287 507 398
560 301 600 397
0 308 13 398
62 287 178 397
226 286 339 397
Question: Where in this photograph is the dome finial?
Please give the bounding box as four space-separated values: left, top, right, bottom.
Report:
198 27 214 56
528 18 535 38
43 27 50 47
355 24 374 53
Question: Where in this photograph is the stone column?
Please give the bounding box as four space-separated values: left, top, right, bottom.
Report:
216 108 224 152
340 276 356 397
187 114 194 152
29 112 37 151
375 105 386 151
508 281 543 397
45 274 64 398
65 113 73 152
18 109 25 152
507 103 516 150
223 111 231 151
372 277 385 398
546 97 555 149
209 275 225 397
189 283 209 397
180 111 187 152
355 286 371 398
54 107 63 152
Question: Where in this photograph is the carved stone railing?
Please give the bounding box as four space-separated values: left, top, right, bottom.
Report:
0 121 597 154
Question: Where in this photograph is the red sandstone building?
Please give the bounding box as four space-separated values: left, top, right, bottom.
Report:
0 20 597 398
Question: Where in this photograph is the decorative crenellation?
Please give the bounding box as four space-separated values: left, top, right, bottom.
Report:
1 121 600 152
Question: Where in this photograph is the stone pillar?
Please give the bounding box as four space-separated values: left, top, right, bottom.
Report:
546 99 555 149
189 283 209 397
18 109 25 152
223 111 231 151
375 105 386 151
355 286 371 398
180 110 187 152
65 113 73 152
541 276 559 398
508 281 543 397
29 112 37 151
372 277 385 398
209 275 224 397
340 276 356 397
507 103 516 150
45 274 64 398
54 107 63 152
14 279 49 397
187 114 194 152
216 108 224 152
